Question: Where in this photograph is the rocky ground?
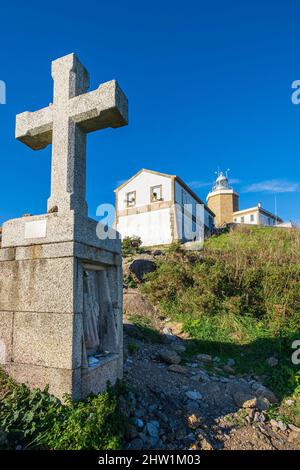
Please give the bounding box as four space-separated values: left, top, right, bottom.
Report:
122 319 300 451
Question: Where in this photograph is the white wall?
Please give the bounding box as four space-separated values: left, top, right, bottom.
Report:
233 211 258 225
117 208 172 246
117 171 172 210
233 210 277 226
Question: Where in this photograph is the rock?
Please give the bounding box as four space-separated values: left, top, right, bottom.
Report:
270 419 278 429
223 365 235 374
171 342 186 353
148 404 158 413
162 327 177 343
146 420 160 438
127 437 144 450
168 364 187 374
123 291 157 318
266 357 278 367
288 423 300 432
197 354 213 364
242 398 258 409
185 390 203 401
255 385 278 404
227 358 235 367
277 420 287 432
256 397 270 411
198 437 214 450
129 259 156 282
285 399 295 406
135 409 145 418
191 371 209 382
187 414 202 429
288 431 300 442
127 424 139 440
157 350 181 365
133 418 144 429
233 391 254 408
257 397 271 411
186 400 201 414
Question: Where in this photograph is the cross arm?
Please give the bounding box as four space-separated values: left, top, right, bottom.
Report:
69 80 128 133
16 106 53 150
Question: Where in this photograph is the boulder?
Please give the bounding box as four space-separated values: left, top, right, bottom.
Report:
157 350 181 365
168 364 187 374
185 390 203 401
196 354 213 364
129 259 156 282
123 289 157 318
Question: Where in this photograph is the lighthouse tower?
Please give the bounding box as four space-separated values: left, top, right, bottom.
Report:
207 171 239 227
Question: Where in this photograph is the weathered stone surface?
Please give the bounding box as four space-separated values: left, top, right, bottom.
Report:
0 257 74 313
0 53 127 401
4 363 82 401
12 312 82 369
81 354 122 398
16 53 128 218
0 312 14 364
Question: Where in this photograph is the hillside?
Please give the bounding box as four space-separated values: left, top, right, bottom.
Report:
121 226 300 448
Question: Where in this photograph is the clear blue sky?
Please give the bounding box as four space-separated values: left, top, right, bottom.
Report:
1 0 300 225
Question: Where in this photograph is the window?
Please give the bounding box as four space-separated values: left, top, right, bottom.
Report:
241 216 245 223
234 218 237 222
250 214 254 222
126 191 136 207
150 185 163 202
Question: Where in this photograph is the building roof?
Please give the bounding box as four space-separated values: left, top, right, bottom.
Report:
114 168 215 216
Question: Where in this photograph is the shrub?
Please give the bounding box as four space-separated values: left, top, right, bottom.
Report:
122 236 142 256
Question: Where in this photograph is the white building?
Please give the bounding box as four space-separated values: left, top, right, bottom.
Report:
233 205 283 226
115 169 215 246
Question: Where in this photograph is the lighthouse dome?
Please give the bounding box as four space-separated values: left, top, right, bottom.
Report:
213 171 230 191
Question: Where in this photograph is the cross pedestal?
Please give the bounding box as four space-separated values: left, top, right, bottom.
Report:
0 54 128 399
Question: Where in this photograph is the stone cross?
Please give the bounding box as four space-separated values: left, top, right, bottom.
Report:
16 53 128 216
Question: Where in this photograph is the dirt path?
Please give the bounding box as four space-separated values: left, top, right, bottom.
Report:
123 323 300 451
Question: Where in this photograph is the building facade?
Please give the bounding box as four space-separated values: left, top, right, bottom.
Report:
115 169 215 246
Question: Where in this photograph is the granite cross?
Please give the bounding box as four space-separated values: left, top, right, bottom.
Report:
16 53 128 216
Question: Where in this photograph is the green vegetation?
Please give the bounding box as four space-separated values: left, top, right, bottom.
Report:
141 226 300 418
0 370 128 450
122 236 143 257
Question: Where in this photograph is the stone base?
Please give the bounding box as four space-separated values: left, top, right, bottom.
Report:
0 214 123 401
